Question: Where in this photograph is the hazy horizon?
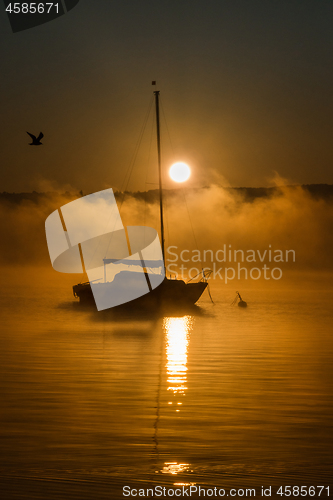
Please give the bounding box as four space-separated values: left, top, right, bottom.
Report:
1 183 332 277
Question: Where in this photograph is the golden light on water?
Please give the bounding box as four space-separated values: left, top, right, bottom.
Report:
158 317 195 478
169 162 191 183
161 462 192 475
163 316 193 399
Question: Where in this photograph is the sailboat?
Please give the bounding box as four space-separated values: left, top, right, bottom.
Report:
72 89 208 310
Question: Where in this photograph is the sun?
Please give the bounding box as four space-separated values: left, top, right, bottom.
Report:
169 162 191 183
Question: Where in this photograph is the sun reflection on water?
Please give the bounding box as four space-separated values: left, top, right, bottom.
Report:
163 316 193 400
161 462 193 474
158 317 194 477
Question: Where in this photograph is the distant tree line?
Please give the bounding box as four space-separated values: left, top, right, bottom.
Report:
0 184 333 206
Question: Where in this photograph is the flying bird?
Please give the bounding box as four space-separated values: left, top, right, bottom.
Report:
27 132 44 145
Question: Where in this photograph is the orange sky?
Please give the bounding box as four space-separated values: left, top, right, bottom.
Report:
1 1 333 193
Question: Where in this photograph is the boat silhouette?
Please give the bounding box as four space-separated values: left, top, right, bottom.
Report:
72 88 208 310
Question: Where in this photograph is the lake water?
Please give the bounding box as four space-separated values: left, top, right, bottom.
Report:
0 267 332 499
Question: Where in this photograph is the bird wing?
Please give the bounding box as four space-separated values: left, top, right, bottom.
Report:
37 132 44 141
27 132 36 140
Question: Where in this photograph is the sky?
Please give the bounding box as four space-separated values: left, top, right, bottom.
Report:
1 0 333 193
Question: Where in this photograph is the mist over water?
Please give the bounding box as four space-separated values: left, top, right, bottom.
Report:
1 185 333 273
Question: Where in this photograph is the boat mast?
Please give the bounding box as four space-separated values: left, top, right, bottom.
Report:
154 89 166 269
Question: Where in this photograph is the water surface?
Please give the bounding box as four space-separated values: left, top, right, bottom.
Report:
0 267 332 499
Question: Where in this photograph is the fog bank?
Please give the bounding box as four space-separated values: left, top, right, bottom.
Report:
1 186 332 273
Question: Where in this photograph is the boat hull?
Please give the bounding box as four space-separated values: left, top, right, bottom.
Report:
73 277 208 310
